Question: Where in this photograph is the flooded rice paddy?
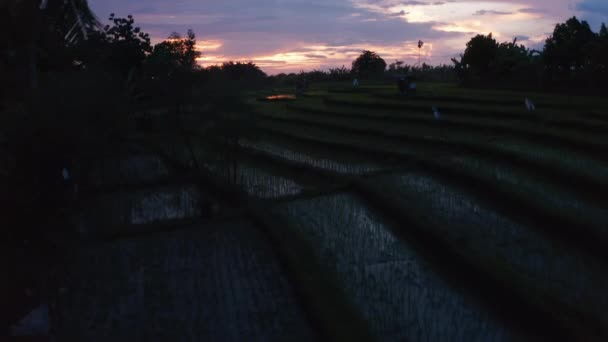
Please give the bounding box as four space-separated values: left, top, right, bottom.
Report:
274 193 514 341
54 221 316 341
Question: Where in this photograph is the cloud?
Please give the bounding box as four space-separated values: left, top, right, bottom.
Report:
388 10 408 16
473 10 512 16
576 0 608 15
304 54 328 59
401 1 432 5
517 8 547 14
87 0 584 74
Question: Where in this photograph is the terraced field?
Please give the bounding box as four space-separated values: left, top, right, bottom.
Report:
41 82 607 341
243 83 608 341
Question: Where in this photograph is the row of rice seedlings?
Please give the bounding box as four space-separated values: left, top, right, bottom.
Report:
323 94 605 124
377 171 608 322
248 204 375 342
331 91 608 126
289 105 608 157
256 110 606 192
255 120 608 260
370 91 608 113
149 133 307 200
54 220 318 341
418 156 608 262
546 117 608 134
272 192 518 342
373 83 608 109
192 140 308 200
239 138 385 175
355 180 603 340
326 94 534 119
488 140 608 190
256 119 435 162
257 110 608 198
288 98 608 140
449 153 607 219
260 107 608 187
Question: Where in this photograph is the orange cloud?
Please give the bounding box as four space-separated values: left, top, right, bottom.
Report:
195 41 440 74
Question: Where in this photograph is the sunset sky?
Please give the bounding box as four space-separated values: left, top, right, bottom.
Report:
89 0 608 74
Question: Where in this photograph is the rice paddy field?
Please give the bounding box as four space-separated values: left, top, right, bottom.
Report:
48 82 608 341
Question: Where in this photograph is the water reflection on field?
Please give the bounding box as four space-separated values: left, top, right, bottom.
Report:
262 95 297 101
274 193 512 342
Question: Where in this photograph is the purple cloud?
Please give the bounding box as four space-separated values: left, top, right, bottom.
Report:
473 10 512 16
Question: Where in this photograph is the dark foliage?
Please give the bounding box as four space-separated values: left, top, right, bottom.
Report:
351 50 387 79
74 14 151 75
452 17 608 90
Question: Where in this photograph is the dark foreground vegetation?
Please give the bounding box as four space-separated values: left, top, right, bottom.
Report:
2 1 608 341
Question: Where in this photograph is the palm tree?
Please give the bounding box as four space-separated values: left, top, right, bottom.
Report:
42 0 101 44
30 0 100 88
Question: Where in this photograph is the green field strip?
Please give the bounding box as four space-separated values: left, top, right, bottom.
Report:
325 95 536 120
252 121 608 263
238 136 394 175
380 82 608 108
353 180 606 341
291 93 608 136
287 100 608 150
323 94 608 126
324 97 608 130
146 137 376 342
370 91 608 113
256 111 608 203
265 100 608 168
280 102 608 185
367 171 608 326
188 135 336 190
545 117 608 134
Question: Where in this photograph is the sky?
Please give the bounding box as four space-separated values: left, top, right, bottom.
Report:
89 0 608 74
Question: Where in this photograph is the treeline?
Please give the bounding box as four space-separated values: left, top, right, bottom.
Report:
452 17 608 91
269 66 352 86
1 8 268 107
387 62 457 83
0 6 266 236
268 56 457 86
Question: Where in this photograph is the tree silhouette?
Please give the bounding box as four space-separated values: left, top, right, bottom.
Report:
146 30 201 80
543 17 595 74
351 50 386 79
461 33 498 75
76 14 151 75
